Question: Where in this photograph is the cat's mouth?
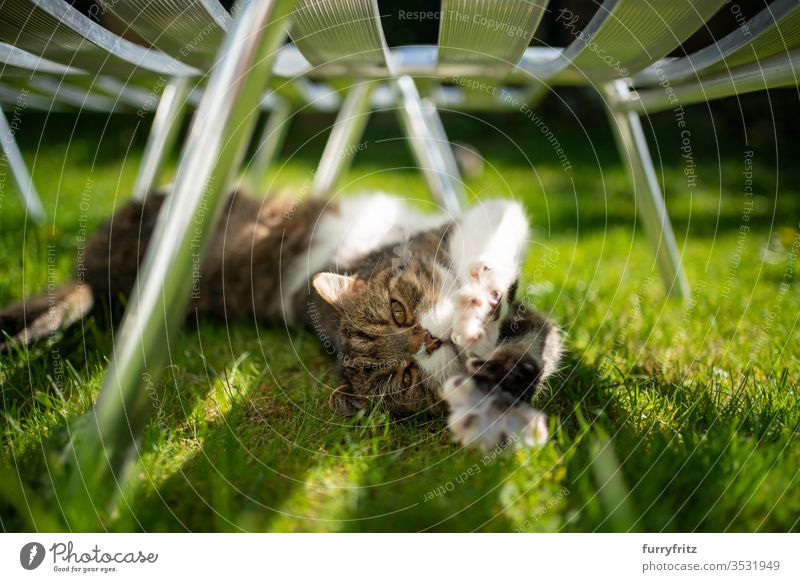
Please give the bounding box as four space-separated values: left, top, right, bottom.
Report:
422 330 461 357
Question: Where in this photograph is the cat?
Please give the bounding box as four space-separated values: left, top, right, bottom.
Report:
0 189 563 449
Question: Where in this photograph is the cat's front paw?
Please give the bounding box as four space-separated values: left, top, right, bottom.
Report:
468 261 505 314
450 282 498 357
439 374 548 449
450 263 508 357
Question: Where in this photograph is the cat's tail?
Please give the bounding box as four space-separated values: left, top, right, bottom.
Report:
0 283 93 350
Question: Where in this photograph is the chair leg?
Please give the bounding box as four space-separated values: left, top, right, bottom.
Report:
310 80 376 198
393 75 466 215
131 77 191 201
0 105 45 222
420 96 463 189
603 80 690 300
64 0 299 524
247 98 292 189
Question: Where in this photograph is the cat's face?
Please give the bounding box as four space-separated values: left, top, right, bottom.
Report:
312 256 462 416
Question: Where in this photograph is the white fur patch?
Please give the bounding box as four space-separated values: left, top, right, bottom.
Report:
418 261 459 340
422 198 530 356
448 199 529 289
414 342 463 391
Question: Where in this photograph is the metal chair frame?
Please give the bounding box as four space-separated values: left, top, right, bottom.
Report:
0 104 45 221
0 43 85 221
291 0 467 214
0 0 198 77
64 0 298 522
2 0 798 517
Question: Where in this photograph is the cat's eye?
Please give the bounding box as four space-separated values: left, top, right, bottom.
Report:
401 365 418 389
390 299 409 326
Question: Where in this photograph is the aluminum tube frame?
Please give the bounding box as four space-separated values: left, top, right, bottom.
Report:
420 96 462 192
27 77 120 112
631 0 800 85
1 0 199 77
603 80 690 300
310 80 376 197
0 105 45 222
623 49 800 114
64 0 298 525
248 97 292 188
393 75 466 216
132 77 191 201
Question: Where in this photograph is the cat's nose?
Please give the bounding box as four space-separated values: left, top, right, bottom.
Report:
423 330 442 354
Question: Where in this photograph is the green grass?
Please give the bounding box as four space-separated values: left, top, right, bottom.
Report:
1 103 799 532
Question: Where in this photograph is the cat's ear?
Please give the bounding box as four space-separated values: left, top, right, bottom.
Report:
312 272 357 312
329 384 363 416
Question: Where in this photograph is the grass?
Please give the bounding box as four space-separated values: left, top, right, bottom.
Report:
1 96 799 532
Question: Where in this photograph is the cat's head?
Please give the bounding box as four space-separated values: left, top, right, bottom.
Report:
312 256 462 416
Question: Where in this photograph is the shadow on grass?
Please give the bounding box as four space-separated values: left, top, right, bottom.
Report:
120 351 595 532
550 351 800 532
5 326 796 532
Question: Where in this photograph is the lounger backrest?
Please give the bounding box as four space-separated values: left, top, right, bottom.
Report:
0 0 197 77
437 0 546 74
634 0 800 84
94 0 231 68
291 0 392 74
533 0 728 81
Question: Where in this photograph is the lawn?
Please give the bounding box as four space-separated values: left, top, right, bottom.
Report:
1 96 799 532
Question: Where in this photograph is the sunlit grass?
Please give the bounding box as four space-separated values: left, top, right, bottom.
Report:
1 105 798 532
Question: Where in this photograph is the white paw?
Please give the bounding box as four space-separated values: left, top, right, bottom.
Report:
469 260 516 303
468 261 503 297
450 266 506 357
439 375 549 450
451 282 491 346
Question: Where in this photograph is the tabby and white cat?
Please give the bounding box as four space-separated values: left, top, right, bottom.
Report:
0 190 562 449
